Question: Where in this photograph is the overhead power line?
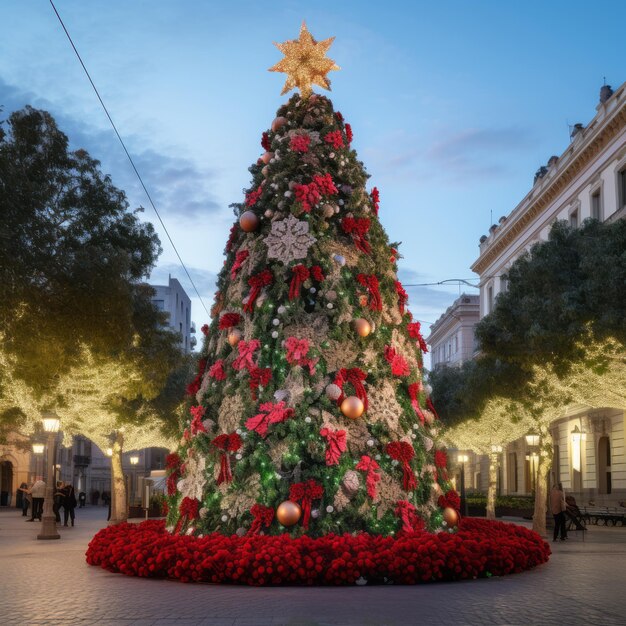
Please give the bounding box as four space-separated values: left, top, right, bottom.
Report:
49 0 211 318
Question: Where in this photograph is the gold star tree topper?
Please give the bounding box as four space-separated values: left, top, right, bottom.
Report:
269 22 340 99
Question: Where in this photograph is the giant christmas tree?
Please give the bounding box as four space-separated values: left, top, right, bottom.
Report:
88 25 550 585
165 23 458 538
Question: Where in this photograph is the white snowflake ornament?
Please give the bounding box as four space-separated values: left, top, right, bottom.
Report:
264 214 317 263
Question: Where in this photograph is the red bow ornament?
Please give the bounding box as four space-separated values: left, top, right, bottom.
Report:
333 367 368 410
386 441 417 491
230 249 249 280
356 274 382 311
212 433 242 485
244 270 273 313
355 455 381 499
232 339 260 372
320 427 347 466
248 503 275 535
407 383 425 424
395 281 408 315
245 401 294 438
249 366 272 400
395 500 423 533
341 217 371 254
289 479 323 529
189 406 206 436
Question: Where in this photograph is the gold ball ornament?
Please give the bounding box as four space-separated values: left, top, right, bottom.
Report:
227 329 242 347
354 318 372 337
239 211 260 232
341 396 364 419
276 500 302 526
322 203 335 218
261 151 273 164
271 116 287 132
424 410 435 426
358 295 369 307
262 165 270 177
442 507 459 527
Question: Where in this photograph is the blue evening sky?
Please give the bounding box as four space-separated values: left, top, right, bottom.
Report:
2 1 624 361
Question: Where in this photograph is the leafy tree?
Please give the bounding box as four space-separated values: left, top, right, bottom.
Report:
476 219 626 373
0 106 162 392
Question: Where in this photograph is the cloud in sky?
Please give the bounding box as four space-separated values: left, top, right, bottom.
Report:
363 125 534 184
0 78 222 219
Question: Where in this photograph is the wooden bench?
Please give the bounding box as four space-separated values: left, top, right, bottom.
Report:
582 506 626 526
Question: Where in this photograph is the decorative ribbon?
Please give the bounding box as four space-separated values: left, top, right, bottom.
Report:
395 281 408 315
249 366 272 400
384 346 410 377
386 441 417 491
289 265 325 300
407 321 429 354
426 398 439 421
370 187 380 215
231 249 249 279
245 185 263 207
333 367 368 410
232 339 260 372
175 496 200 534
341 217 371 254
248 503 275 535
356 274 382 311
289 480 323 529
219 312 242 330
285 337 318 374
189 406 206 436
244 270 273 313
245 401 294 438
212 433 242 485
208 359 226 381
289 264 310 300
395 500 419 533
407 383 425 424
320 427 347 466
355 455 381 499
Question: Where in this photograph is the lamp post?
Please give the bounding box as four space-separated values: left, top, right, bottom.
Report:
129 455 139 508
38 412 60 540
457 453 469 517
32 443 44 478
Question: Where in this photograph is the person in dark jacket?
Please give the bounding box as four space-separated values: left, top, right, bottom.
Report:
53 481 64 523
17 482 30 516
62 483 78 527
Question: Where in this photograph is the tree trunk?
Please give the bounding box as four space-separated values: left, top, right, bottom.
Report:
532 434 553 537
486 452 499 519
108 431 128 526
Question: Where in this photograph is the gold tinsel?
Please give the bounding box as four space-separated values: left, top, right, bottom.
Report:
320 339 355 372
268 440 290 468
219 474 261 517
217 394 246 433
283 313 329 345
374 470 408 519
284 369 306 405
367 380 404 436
391 329 419 371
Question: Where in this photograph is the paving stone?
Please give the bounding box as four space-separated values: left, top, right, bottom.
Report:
1 507 626 625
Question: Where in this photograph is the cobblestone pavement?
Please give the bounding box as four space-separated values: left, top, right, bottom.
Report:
1 507 625 626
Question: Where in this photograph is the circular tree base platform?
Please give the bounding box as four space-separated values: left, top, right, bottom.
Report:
86 518 550 585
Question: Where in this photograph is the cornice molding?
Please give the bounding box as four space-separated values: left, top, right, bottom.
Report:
472 102 626 276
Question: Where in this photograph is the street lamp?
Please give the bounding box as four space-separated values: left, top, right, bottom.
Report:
457 453 469 516
32 443 44 478
129 455 139 507
38 412 60 540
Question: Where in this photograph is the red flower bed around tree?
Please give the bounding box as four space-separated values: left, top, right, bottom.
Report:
86 518 550 586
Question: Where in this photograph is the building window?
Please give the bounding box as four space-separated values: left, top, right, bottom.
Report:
454 335 459 354
569 209 578 228
620 168 626 209
591 189 602 221
507 452 518 493
153 299 164 311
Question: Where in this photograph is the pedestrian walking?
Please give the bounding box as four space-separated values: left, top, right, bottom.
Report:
550 482 568 542
26 478 45 522
17 482 31 516
62 482 77 527
53 481 64 523
78 491 86 508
